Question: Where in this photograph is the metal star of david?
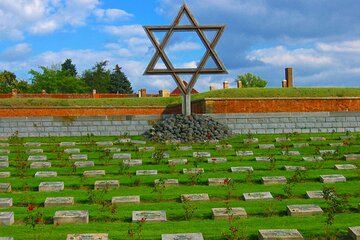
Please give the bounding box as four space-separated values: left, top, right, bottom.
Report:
143 3 227 96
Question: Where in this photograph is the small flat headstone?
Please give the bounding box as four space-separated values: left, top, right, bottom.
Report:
256 157 271 162
282 151 300 156
104 148 121 153
66 233 108 240
259 144 275 149
161 233 203 240
183 168 204 174
0 143 9 147
74 161 94 168
38 182 64 192
45 197 74 207
132 211 166 222
0 212 14 225
243 192 273 201
64 148 80 154
344 154 360 161
112 196 140 205
335 164 357 170
0 183 11 192
83 170 105 177
319 150 336 155
28 155 47 161
310 137 326 141
0 172 10 178
329 143 343 147
216 144 233 150
0 198 12 208
138 147 155 152
306 191 324 199
276 138 290 143
181 194 209 202
287 204 323 216
96 141 113 147
0 237 13 240
69 154 88 161
131 140 146 145
320 174 346 183
178 146 192 151
59 142 76 147
340 136 354 140
154 179 179 187
212 207 247 220
136 170 157 176
113 153 131 159
152 152 170 159
193 152 211 158
0 162 9 168
53 210 89 225
208 178 231 186
348 226 360 240
165 139 181 144
303 156 323 161
231 166 254 172
207 157 227 163
168 159 188 165
123 159 142 166
0 150 10 154
292 143 309 148
208 139 219 144
118 138 131 143
284 166 306 171
243 138 258 144
0 156 9 162
236 151 254 156
35 171 57 178
259 229 304 240
24 142 41 147
262 176 287 185
94 180 119 190
30 162 51 169
26 149 43 154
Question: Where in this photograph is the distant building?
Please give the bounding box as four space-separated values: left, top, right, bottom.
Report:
171 81 199 96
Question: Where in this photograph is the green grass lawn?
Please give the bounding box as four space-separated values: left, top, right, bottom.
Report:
0 132 360 239
1 87 359 107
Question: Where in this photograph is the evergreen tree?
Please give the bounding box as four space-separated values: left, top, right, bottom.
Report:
61 59 77 77
109 64 133 94
82 61 111 93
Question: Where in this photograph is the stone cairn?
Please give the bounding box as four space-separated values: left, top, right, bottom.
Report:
144 114 232 143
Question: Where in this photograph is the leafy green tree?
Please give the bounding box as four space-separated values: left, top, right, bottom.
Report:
29 66 88 93
109 64 133 94
82 61 111 93
236 72 267 88
0 70 17 93
61 59 77 77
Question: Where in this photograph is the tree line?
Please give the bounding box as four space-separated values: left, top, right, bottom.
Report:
0 59 133 94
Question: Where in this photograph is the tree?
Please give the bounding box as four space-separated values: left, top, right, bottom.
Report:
29 66 88 93
109 64 133 94
82 61 111 93
0 70 17 93
61 59 77 77
236 73 267 88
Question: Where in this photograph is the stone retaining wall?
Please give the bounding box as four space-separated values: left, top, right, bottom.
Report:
1 112 359 137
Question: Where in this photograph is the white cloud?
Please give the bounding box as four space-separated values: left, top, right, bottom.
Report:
94 8 133 22
103 25 145 38
317 40 360 53
0 43 32 61
168 41 202 52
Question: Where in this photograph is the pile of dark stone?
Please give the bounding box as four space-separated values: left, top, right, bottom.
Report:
144 114 232 143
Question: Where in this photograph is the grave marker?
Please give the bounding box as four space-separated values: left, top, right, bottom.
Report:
258 229 304 240
38 182 64 192
282 151 300 156
132 211 166 222
348 226 360 240
183 168 204 174
310 137 326 141
320 174 346 183
113 153 131 159
162 233 204 240
28 155 47 161
262 176 287 185
136 170 157 176
303 156 323 161
74 161 94 168
53 210 89 224
0 143 9 147
83 170 106 177
178 146 192 151
0 156 9 161
0 172 10 178
26 149 43 154
168 159 188 165
231 166 254 172
276 138 290 143
181 194 210 202
193 152 211 158
319 150 336 155
208 178 231 186
94 180 119 190
284 166 306 171
243 192 273 201
104 148 121 153
131 140 147 145
256 157 272 162
243 138 259 144
152 152 170 158
0 212 14 226
344 154 360 161
0 198 12 208
329 143 343 147
216 144 233 150
118 138 131 143
287 204 323 216
335 164 357 170
306 191 324 199
96 141 113 147
0 162 9 168
138 147 155 152
112 196 140 205
24 142 41 147
0 183 11 192
0 237 13 240
0 150 10 154
30 162 51 169
123 159 142 166
207 157 227 163
66 233 108 240
64 148 80 154
340 136 354 140
155 179 179 186
45 197 74 207
259 144 275 149
59 142 76 147
212 207 247 220
292 143 309 148
69 154 88 161
35 171 57 178
236 151 254 156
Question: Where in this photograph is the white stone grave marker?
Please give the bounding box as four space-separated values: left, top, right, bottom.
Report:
208 178 231 186
0 198 12 208
303 156 323 161
320 174 346 183
236 151 253 156
83 170 105 177
258 229 304 240
207 157 227 163
59 142 76 147
0 150 10 154
348 226 360 240
0 183 11 192
138 147 155 152
335 164 357 170
123 159 142 166
162 233 203 240
74 161 94 168
28 155 47 161
136 170 157 176
168 159 188 165
132 211 166 222
0 172 10 178
94 180 119 190
243 192 273 201
24 142 41 147
69 154 88 160
35 171 57 178
39 182 64 192
193 152 211 158
45 197 74 207
243 138 258 144
112 196 140 205
178 146 192 151
113 153 131 159
0 212 14 225
53 210 89 224
259 144 275 149
0 162 9 168
183 168 204 174
262 176 287 185
181 194 209 202
310 137 326 141
306 191 324 199
212 207 247 220
287 204 323 216
66 233 108 240
231 166 254 172
284 166 306 171
344 154 360 161
293 143 309 148
64 148 80 154
154 179 179 187
96 141 113 147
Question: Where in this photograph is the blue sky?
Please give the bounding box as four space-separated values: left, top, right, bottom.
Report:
0 0 360 93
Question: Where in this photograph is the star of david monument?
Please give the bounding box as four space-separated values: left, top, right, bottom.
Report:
143 3 227 116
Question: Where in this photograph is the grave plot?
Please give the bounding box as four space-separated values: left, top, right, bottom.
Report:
344 154 360 161
0 183 11 192
0 198 12 208
335 164 357 170
292 143 309 148
284 166 306 171
53 210 89 224
69 154 88 161
38 182 64 192
59 142 76 147
236 151 254 156
212 207 247 220
66 233 108 240
243 192 273 201
161 233 204 240
348 226 360 240
287 204 323 216
113 153 131 159
132 211 166 222
74 161 94 168
34 171 57 178
0 212 14 226
259 144 275 149
26 149 43 154
262 176 287 185
154 179 179 187
320 174 346 183
168 159 188 165
45 197 75 207
258 229 304 240
181 194 210 202
183 168 204 174
193 152 211 158
83 170 106 177
231 166 254 172
94 180 119 190
64 148 80 154
96 141 113 147
208 178 231 186
136 170 157 176
306 191 324 199
123 159 142 166
0 172 10 178
112 196 140 204
27 155 47 161
207 157 227 163
0 162 9 168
